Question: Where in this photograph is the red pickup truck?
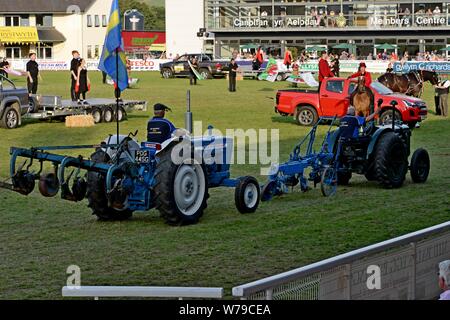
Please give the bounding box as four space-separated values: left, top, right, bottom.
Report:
275 78 428 127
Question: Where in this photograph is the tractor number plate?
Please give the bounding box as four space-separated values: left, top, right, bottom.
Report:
135 150 150 164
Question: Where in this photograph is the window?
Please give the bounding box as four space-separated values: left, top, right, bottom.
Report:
94 45 100 59
5 16 20 26
102 15 107 27
87 15 93 27
87 45 93 59
95 15 100 27
326 80 344 93
5 47 21 59
36 14 53 27
37 45 53 59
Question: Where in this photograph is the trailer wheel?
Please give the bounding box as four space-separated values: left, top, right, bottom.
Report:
115 107 127 122
102 107 114 123
154 144 208 226
234 176 260 214
91 108 102 124
410 148 430 183
1 106 20 129
86 149 133 221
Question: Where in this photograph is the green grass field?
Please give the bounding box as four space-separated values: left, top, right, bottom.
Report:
0 71 449 299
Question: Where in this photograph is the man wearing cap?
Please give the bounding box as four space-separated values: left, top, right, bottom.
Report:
339 106 377 139
318 51 334 90
438 260 450 300
147 103 176 143
348 62 372 87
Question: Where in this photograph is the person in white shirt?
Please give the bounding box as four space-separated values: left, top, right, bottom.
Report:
435 79 450 117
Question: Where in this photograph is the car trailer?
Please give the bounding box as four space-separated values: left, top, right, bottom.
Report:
27 96 148 124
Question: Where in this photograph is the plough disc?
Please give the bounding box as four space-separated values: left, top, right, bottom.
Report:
38 173 60 197
12 171 36 196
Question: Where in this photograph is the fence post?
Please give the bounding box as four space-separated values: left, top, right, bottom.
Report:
266 288 273 300
410 242 417 300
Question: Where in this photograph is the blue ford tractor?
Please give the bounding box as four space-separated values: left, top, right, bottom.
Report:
1 103 261 225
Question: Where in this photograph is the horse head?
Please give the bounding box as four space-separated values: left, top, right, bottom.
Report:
357 76 366 93
424 70 439 85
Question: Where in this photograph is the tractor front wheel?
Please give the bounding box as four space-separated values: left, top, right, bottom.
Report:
154 144 209 225
86 149 133 221
374 132 408 188
234 176 260 213
410 148 430 183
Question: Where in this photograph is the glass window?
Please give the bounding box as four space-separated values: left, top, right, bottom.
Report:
102 15 107 27
95 15 100 27
6 47 21 59
20 15 30 26
87 15 93 27
326 80 344 93
36 15 53 27
94 45 100 58
5 16 20 26
87 45 92 59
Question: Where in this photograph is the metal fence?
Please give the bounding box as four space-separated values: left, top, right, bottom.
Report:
232 221 450 300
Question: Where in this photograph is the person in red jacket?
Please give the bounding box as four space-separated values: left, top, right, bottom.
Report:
284 48 293 69
255 46 264 70
348 62 372 87
318 51 334 89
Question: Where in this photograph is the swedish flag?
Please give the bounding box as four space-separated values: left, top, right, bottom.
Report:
98 0 128 92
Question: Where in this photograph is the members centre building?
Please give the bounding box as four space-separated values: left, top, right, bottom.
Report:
166 0 450 58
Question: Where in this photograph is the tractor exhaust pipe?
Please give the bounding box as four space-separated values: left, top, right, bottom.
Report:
185 90 193 134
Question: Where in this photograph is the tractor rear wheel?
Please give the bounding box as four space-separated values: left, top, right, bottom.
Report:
154 144 209 225
410 148 430 183
86 149 133 221
374 132 408 188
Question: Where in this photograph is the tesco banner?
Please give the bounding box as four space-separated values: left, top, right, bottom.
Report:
6 59 171 72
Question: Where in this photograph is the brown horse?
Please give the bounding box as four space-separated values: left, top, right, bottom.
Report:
377 70 439 97
350 76 374 117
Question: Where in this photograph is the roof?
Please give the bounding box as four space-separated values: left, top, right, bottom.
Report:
37 28 66 42
0 0 96 13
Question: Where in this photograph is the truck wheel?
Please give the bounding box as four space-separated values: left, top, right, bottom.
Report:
234 176 260 214
102 107 114 123
1 106 20 129
410 148 430 183
199 68 212 79
374 132 408 188
91 107 102 124
379 110 401 126
162 68 173 79
86 149 133 221
154 144 208 226
295 105 318 126
276 73 284 82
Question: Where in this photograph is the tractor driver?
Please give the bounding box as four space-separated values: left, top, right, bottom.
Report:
340 106 377 139
147 103 176 143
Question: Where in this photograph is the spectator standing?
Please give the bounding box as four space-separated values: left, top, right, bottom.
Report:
331 55 340 77
435 79 449 117
318 51 334 89
228 58 238 92
438 260 450 300
0 58 10 78
26 53 39 97
284 48 293 70
70 50 81 101
76 58 90 104
255 46 264 70
189 56 198 86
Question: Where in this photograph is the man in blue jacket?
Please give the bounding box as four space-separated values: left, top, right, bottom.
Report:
147 103 176 143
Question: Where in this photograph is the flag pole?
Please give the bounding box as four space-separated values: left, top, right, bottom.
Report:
115 48 120 150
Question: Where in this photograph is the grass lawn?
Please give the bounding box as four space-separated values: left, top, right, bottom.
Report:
0 71 449 299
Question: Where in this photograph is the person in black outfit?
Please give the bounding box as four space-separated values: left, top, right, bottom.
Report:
189 56 198 85
0 58 9 79
102 71 107 84
228 58 238 92
76 59 90 104
70 50 81 101
26 53 39 96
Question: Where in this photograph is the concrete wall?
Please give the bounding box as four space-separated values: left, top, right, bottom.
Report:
166 0 204 57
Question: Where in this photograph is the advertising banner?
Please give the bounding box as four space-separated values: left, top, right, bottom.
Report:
393 61 450 74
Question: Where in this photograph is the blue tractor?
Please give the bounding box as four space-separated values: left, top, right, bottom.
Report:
2 108 261 225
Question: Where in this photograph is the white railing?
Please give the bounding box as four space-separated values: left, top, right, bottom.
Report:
232 221 450 300
62 286 224 300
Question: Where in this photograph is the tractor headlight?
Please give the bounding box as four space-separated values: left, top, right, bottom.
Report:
268 163 279 176
403 100 414 108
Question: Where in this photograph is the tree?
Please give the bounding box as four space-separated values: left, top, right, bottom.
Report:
119 0 165 30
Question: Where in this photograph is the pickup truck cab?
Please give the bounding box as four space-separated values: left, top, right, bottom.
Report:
160 53 229 79
0 75 29 129
275 78 428 127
